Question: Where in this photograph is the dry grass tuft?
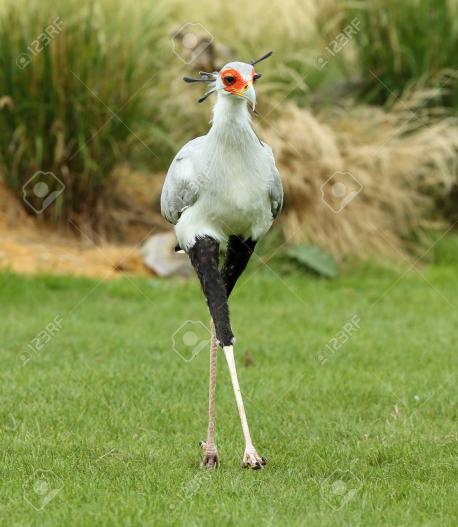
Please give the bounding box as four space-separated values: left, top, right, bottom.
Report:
260 97 458 260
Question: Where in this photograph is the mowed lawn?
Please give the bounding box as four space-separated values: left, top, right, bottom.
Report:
1 242 457 526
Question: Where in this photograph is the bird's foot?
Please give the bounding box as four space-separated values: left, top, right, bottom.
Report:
200 441 219 469
241 446 267 470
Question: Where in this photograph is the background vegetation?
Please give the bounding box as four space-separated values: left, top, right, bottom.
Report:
0 0 457 256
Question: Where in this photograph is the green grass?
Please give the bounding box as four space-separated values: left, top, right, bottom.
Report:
1 251 457 526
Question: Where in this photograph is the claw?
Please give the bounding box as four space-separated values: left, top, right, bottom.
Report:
242 447 267 470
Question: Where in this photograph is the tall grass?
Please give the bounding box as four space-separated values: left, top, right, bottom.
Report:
0 0 171 222
261 95 458 260
345 0 458 107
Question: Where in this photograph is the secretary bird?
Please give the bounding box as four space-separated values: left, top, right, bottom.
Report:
161 51 283 469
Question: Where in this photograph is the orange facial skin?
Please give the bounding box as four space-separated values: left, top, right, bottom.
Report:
220 68 256 95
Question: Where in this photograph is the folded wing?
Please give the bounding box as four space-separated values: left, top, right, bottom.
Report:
263 143 284 218
160 137 204 225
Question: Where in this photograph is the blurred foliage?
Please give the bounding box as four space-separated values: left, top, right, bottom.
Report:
0 0 173 221
345 0 458 108
286 245 338 278
433 233 458 265
0 0 456 251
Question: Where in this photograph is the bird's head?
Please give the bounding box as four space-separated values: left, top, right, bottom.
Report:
183 51 272 111
215 61 259 110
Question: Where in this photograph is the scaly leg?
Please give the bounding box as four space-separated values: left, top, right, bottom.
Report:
220 237 266 469
200 320 219 468
223 345 267 469
189 235 266 469
189 237 232 468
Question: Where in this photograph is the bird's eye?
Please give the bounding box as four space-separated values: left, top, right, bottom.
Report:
223 75 236 85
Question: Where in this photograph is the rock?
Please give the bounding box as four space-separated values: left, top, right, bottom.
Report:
141 232 193 277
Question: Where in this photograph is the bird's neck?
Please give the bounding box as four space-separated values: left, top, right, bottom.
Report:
207 95 256 146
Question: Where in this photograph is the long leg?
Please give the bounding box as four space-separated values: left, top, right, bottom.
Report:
188 237 231 468
200 320 219 468
189 236 265 469
221 236 266 468
223 344 267 468
188 237 234 346
201 235 256 462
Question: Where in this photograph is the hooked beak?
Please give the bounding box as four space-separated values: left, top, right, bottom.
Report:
233 82 256 111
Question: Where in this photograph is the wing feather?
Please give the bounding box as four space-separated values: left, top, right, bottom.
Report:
263 143 284 218
160 137 204 225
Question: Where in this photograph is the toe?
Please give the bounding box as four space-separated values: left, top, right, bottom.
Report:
200 441 219 469
241 449 267 469
202 455 218 469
